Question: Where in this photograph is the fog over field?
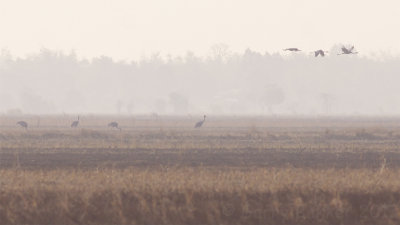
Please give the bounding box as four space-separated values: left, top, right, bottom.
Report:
4 2 400 224
0 47 400 115
1 0 400 115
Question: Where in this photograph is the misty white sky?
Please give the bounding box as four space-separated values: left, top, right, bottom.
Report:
1 0 400 60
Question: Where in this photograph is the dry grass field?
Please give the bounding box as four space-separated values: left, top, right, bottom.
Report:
1 115 400 225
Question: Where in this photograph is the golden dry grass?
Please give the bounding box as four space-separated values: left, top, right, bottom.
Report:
2 116 400 224
2 168 400 225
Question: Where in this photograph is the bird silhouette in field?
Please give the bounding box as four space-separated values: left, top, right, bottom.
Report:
312 49 328 57
284 48 301 52
338 46 358 55
17 121 28 129
108 121 121 131
195 115 206 128
71 116 80 128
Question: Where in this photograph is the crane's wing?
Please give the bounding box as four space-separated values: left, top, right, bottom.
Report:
349 46 354 51
341 47 351 54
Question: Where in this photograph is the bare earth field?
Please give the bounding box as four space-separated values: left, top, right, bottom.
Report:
1 115 400 225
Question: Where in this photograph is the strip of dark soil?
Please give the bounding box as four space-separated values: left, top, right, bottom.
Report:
0 147 396 170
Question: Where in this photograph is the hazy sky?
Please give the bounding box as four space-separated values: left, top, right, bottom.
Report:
1 0 400 60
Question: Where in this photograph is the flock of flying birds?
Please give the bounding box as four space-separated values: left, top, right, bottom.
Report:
13 45 356 130
284 45 358 57
16 114 208 130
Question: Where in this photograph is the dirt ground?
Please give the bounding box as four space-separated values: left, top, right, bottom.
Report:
1 115 400 170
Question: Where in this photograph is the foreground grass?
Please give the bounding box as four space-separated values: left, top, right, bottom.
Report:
2 167 400 225
2 116 400 224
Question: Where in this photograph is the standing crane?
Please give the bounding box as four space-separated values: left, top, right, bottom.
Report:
338 46 358 55
194 115 206 128
17 121 28 129
108 121 121 131
71 116 80 128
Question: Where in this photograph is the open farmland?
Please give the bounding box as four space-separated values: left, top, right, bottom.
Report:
1 115 400 225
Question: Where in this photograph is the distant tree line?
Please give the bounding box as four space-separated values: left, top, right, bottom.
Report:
1 46 400 115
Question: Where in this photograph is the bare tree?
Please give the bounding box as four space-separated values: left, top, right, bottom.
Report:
210 43 231 61
262 85 285 114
